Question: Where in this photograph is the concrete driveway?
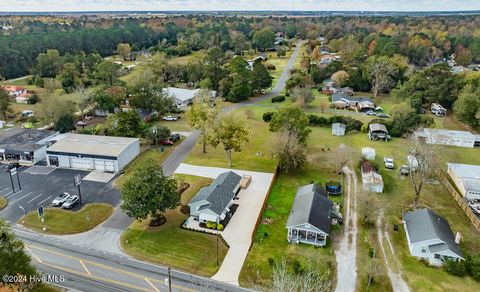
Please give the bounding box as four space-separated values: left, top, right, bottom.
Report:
174 163 275 286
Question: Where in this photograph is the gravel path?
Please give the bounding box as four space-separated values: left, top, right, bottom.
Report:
334 166 358 292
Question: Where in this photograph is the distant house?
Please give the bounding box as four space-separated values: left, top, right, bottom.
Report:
415 128 477 148
403 208 464 266
331 93 374 111
368 124 389 141
15 92 32 104
322 81 354 96
332 123 346 136
163 87 216 109
451 65 468 75
286 184 334 247
1 85 27 97
188 171 242 224
447 163 480 201
361 160 384 193
246 55 267 70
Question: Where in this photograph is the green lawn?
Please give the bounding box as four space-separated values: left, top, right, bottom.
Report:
121 174 228 277
239 163 342 288
154 118 193 133
183 108 277 173
114 147 177 189
0 197 7 210
20 203 114 235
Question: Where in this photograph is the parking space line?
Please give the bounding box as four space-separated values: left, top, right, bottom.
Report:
37 196 52 206
5 189 23 199
16 191 33 201
25 246 43 263
0 187 10 192
144 278 160 292
79 260 92 276
28 194 44 203
3 191 14 198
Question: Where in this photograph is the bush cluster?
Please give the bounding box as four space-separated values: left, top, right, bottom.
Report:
263 111 274 122
271 95 286 103
308 114 363 132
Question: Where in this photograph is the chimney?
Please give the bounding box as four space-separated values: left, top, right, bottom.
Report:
455 232 461 244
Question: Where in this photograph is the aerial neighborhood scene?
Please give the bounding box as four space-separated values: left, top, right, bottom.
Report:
2 1 480 291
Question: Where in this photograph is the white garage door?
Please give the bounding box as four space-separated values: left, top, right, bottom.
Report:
105 161 115 172
71 158 93 170
94 160 105 171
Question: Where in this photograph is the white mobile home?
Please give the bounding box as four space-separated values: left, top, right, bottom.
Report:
416 128 476 148
447 163 480 201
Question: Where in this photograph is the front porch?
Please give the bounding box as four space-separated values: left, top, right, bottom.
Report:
287 227 327 247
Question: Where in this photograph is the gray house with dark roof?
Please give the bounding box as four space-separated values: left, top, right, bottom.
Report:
188 171 241 223
286 184 334 247
403 208 464 266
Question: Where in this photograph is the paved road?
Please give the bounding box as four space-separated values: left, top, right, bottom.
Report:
162 40 304 176
15 227 250 292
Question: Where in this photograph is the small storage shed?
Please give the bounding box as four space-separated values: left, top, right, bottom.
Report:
362 147 376 161
332 123 346 136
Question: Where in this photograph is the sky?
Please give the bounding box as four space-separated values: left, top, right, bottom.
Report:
1 0 480 12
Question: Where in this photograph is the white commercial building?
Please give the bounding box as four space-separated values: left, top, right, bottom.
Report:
447 163 480 201
416 128 477 148
46 134 140 173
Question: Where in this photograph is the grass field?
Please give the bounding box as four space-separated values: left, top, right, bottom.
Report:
0 197 7 210
20 203 114 235
121 174 229 277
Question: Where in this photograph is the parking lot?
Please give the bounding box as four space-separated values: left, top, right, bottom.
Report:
0 163 120 223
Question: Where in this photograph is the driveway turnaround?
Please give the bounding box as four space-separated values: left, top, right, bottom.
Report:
174 163 275 286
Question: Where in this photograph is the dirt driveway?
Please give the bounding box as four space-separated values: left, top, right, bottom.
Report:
174 163 275 286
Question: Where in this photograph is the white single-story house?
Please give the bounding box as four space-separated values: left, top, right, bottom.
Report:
332 93 374 111
188 171 242 224
361 160 384 193
332 123 346 136
163 87 216 109
415 128 477 148
368 123 389 141
403 208 464 266
15 93 31 104
0 128 59 164
286 184 334 247
447 163 480 201
46 133 140 173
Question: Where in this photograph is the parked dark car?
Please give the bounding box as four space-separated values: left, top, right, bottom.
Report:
169 133 181 142
160 139 174 146
377 113 390 118
6 162 20 170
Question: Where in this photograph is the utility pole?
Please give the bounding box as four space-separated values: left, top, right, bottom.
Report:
16 170 21 190
167 267 172 292
216 230 219 267
73 174 82 205
6 169 15 194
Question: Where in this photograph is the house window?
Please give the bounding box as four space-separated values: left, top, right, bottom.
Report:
434 254 441 259
421 247 427 253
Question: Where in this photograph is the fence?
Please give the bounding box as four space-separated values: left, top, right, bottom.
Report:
249 166 279 250
439 171 480 230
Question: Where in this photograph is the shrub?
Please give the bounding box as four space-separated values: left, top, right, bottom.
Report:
28 94 40 104
217 224 224 231
265 63 276 70
179 205 189 215
445 259 467 276
271 95 285 103
263 111 274 122
268 257 275 267
361 124 368 133
206 221 217 229
308 114 328 127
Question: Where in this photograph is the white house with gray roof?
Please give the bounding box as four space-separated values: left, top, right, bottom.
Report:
403 208 464 266
415 128 478 148
447 163 480 201
286 184 334 247
163 87 216 109
188 171 241 224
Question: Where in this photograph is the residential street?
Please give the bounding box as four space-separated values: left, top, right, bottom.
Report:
162 40 304 176
334 166 358 292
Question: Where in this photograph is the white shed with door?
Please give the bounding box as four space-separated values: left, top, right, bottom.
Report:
46 134 140 173
362 147 376 160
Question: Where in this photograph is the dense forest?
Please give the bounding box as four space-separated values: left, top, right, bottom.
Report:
2 15 480 79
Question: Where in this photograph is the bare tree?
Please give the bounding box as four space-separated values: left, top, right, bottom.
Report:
291 86 314 108
408 134 438 209
327 144 359 173
270 258 334 292
75 84 91 119
366 56 398 98
357 189 381 227
272 130 307 173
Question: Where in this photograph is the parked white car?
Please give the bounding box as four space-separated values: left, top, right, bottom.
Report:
162 115 178 121
52 192 70 207
62 195 80 209
468 201 480 216
384 157 394 169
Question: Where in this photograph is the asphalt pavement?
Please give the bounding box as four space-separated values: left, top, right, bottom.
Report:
0 164 120 223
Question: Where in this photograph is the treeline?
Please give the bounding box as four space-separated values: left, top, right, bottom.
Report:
0 23 160 78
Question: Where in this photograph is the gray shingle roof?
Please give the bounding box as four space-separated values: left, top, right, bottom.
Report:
332 93 373 104
189 171 242 216
404 208 464 258
286 184 333 234
369 123 388 133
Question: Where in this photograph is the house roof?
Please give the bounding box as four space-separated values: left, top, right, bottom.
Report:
404 208 463 259
163 87 216 103
189 171 242 216
0 128 57 154
332 93 373 104
417 128 475 140
1 85 26 92
286 184 333 234
447 163 480 180
332 123 346 130
369 123 388 133
47 133 139 157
